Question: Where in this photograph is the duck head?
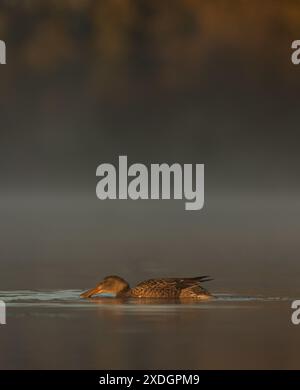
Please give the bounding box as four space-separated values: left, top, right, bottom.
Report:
80 275 130 298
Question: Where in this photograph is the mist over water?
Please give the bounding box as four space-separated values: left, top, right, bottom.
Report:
1 191 299 298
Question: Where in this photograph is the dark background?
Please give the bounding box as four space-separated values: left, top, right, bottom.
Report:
0 0 299 295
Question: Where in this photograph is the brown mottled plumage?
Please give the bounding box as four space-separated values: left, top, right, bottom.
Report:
80 275 213 299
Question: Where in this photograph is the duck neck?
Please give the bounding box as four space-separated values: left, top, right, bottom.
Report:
116 285 131 297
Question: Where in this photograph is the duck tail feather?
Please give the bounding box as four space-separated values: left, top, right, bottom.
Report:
194 275 213 283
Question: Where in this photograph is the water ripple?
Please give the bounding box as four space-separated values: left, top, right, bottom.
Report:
0 290 293 310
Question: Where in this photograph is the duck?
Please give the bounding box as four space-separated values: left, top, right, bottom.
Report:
80 275 213 299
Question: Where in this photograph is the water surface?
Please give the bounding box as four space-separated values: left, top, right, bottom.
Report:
0 290 298 369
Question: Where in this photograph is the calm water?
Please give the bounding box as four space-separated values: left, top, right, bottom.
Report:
0 290 299 369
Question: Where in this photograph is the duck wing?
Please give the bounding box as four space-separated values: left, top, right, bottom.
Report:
131 276 212 298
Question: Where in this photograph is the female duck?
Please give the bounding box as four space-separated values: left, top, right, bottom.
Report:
81 275 212 299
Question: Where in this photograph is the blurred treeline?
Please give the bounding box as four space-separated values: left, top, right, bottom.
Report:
0 0 299 105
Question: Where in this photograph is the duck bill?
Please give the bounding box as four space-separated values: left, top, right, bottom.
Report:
80 287 102 298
